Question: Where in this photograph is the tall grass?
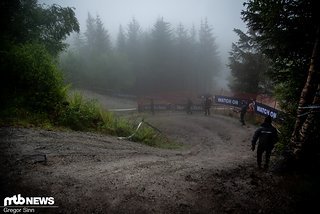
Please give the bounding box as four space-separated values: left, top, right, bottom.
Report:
58 92 177 148
58 92 102 131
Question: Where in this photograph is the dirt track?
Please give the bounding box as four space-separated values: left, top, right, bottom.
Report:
1 110 300 214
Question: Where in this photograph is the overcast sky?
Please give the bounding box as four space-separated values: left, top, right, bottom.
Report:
40 0 248 89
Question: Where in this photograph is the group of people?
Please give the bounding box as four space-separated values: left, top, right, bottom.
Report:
187 97 253 120
186 97 278 171
185 96 213 115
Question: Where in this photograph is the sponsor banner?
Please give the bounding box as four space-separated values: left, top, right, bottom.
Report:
254 102 281 119
215 95 285 121
214 95 242 107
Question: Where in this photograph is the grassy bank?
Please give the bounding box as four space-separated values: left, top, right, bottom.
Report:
0 92 179 149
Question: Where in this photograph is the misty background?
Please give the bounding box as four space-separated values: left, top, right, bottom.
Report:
41 0 247 94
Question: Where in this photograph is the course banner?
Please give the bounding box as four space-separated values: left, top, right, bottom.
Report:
254 102 282 120
215 95 285 121
214 95 242 107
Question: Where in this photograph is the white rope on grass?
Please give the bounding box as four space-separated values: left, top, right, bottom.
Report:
117 119 170 144
117 121 144 140
109 108 137 112
298 105 320 109
297 110 320 117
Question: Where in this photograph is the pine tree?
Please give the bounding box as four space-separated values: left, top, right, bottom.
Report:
174 23 197 92
116 25 126 53
84 13 96 54
228 29 271 96
126 18 142 93
198 18 219 93
149 17 174 93
84 14 110 55
95 15 111 54
126 18 141 59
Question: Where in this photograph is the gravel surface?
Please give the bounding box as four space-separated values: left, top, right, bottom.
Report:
0 92 301 213
0 112 298 214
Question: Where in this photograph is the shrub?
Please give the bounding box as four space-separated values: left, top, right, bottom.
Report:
1 43 66 116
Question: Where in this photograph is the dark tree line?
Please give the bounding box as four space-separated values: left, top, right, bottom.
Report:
60 15 220 96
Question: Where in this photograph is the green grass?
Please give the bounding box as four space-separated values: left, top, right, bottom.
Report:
1 92 178 149
60 92 179 149
0 108 53 129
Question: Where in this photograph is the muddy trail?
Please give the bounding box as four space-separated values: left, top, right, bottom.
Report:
1 110 309 214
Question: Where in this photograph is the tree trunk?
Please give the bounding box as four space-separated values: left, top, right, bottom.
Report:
299 83 320 143
289 27 320 158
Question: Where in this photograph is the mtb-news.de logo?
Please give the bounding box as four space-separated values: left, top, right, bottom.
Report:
2 194 56 213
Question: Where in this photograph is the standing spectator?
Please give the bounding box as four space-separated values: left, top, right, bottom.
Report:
150 99 155 115
186 98 193 114
239 101 248 125
248 100 255 112
251 115 278 170
204 96 212 116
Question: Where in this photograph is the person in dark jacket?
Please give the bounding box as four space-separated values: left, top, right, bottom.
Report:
150 99 155 115
239 101 248 125
251 115 278 170
186 98 193 114
204 96 212 116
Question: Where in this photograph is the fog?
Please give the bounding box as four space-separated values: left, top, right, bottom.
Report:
42 0 247 92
